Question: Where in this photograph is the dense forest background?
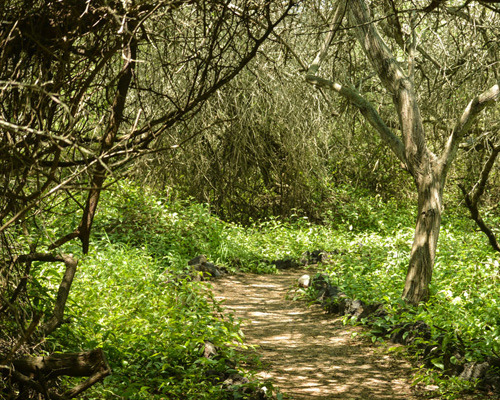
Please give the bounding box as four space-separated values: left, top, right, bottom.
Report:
0 0 499 399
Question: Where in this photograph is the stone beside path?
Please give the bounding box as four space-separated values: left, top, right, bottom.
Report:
211 268 419 400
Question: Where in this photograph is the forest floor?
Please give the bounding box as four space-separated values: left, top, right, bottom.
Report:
211 267 423 400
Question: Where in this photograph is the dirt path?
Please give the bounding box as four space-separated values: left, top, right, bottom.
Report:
211 268 419 399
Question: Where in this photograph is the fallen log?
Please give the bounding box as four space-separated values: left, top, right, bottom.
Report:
12 348 109 378
2 348 111 399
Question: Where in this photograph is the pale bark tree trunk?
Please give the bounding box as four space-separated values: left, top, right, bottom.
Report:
348 0 446 305
403 165 445 304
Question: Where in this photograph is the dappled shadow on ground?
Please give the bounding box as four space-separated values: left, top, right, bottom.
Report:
211 269 418 399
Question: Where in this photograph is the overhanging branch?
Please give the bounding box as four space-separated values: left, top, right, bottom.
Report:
304 0 406 165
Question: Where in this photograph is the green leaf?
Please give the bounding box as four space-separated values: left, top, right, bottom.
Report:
431 358 444 370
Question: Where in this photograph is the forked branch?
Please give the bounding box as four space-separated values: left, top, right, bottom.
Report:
304 0 406 165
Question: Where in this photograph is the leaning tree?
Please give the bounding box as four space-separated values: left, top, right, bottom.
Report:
296 0 500 305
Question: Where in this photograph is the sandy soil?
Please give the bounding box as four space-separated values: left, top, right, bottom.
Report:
211 268 420 400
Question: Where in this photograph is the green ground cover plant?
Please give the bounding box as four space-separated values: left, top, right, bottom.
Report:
41 182 279 399
54 243 260 399
32 181 498 399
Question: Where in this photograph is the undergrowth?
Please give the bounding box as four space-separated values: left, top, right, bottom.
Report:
37 181 499 399
45 182 284 399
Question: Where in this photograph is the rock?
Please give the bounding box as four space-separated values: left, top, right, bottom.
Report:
272 258 299 270
315 250 335 264
221 373 269 399
311 273 340 300
299 253 309 265
457 360 500 393
372 303 388 318
459 362 490 382
390 321 431 345
298 274 310 288
203 341 218 359
223 373 250 387
300 249 338 265
188 254 207 265
203 262 222 278
345 299 369 318
188 255 225 280
309 273 347 314
324 294 347 314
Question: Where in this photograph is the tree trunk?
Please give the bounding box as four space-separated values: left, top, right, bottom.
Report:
403 169 444 305
303 0 500 305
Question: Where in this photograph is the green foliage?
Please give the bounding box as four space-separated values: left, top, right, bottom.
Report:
321 185 415 233
93 182 234 272
39 181 498 399
43 182 283 399
412 368 480 400
92 181 351 274
53 241 260 399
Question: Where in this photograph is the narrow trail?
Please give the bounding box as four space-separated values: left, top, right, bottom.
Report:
211 268 419 400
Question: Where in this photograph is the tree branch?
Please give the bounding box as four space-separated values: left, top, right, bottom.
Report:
442 82 500 171
472 143 500 205
134 1 296 140
458 143 500 253
3 349 111 400
307 75 407 163
459 183 500 253
304 0 406 164
16 253 78 336
305 1 347 78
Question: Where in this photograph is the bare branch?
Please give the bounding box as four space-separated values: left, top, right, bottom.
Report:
304 0 406 164
15 253 79 336
306 1 347 78
442 82 500 171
